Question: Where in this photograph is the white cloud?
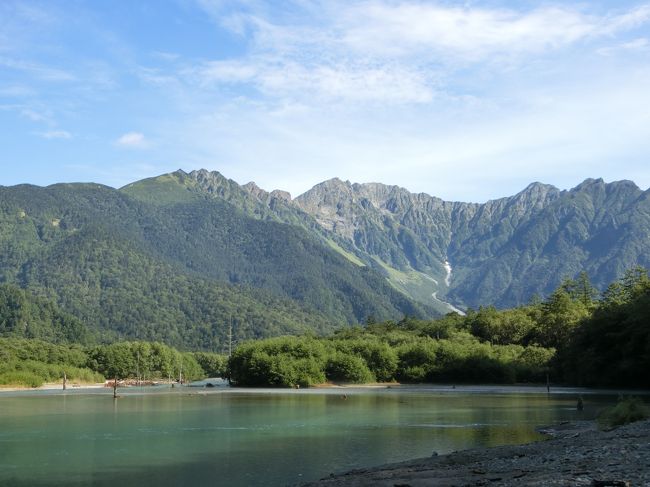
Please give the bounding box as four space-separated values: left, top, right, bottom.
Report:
116 132 147 148
151 50 180 62
336 3 650 61
187 2 650 105
622 37 650 50
193 59 435 103
600 5 650 34
161 60 650 202
339 5 590 60
41 130 72 139
598 36 650 55
20 107 50 122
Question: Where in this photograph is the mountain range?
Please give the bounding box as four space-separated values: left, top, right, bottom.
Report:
1 169 648 349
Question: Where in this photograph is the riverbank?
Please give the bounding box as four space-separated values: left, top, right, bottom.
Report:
304 419 650 486
0 382 105 392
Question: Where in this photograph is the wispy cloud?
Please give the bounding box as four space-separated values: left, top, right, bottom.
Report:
598 36 650 55
336 3 650 60
147 1 650 200
189 2 650 105
40 130 72 139
0 85 34 97
192 59 436 103
116 132 147 148
0 56 75 82
19 107 51 123
4 1 650 200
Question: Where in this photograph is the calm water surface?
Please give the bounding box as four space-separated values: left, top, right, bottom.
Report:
0 385 618 486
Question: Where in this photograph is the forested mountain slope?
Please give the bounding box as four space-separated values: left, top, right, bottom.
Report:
0 181 431 349
2 169 647 349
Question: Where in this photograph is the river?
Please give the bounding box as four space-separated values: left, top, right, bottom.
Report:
0 385 622 486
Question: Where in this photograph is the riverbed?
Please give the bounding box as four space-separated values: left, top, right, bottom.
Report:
0 385 627 486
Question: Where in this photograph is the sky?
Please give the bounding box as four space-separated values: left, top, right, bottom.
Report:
1 0 650 202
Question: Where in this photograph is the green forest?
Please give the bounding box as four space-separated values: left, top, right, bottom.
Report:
228 268 650 389
1 267 648 389
0 180 431 352
0 337 227 388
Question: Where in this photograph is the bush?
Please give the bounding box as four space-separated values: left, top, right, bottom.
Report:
433 354 516 383
0 359 104 387
193 352 227 377
330 339 397 382
395 341 439 382
228 338 327 387
598 396 649 428
0 371 44 388
325 353 374 383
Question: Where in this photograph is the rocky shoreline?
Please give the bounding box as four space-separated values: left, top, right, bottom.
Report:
303 420 650 486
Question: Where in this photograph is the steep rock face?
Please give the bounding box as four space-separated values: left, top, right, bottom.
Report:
294 177 649 309
294 179 454 276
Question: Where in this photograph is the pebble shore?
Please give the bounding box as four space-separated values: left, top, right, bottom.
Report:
303 420 650 486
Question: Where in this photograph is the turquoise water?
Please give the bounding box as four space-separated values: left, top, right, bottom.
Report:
0 385 616 486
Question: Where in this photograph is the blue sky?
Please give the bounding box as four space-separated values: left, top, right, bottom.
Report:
1 0 649 202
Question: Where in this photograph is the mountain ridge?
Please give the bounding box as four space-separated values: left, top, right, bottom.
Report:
2 168 648 350
162 169 648 310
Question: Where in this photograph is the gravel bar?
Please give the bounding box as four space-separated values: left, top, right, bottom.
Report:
303 420 650 486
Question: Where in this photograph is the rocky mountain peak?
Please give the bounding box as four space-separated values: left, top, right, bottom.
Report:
270 190 292 202
189 169 229 187
572 178 606 192
242 181 269 200
505 181 561 211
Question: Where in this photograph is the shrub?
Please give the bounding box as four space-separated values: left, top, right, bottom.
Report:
330 339 398 382
228 338 327 387
325 353 374 383
395 341 439 382
597 396 649 428
0 371 44 388
193 352 227 377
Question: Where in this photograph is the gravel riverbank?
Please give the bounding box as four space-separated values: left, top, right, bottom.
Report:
304 420 650 486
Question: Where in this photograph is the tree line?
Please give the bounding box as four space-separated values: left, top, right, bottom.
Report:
228 268 650 388
0 337 227 388
2 267 648 389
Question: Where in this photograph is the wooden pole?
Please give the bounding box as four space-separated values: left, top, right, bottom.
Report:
113 375 118 398
228 316 233 358
63 371 67 390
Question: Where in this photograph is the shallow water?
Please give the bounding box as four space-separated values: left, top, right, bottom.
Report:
0 385 619 486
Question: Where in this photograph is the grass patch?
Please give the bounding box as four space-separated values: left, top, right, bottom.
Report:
0 360 104 388
326 239 365 266
373 258 454 314
597 396 649 429
0 371 44 388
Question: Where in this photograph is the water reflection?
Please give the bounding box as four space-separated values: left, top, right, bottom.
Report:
0 386 620 486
